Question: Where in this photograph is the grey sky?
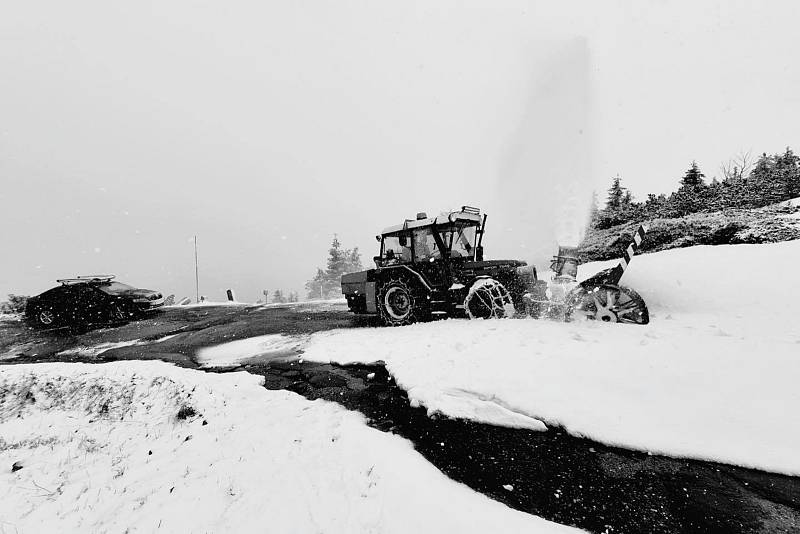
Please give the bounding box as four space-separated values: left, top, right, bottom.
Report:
1 1 798 301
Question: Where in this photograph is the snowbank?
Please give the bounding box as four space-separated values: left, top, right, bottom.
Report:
0 362 576 533
297 241 800 474
580 240 799 324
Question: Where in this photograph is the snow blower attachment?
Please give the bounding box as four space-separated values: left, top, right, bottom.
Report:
563 225 650 324
341 206 650 326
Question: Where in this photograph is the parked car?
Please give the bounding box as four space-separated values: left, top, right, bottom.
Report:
25 275 164 328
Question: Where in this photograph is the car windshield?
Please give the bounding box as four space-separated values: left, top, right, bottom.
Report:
98 282 136 294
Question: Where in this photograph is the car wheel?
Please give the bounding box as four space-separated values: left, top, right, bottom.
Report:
33 308 57 328
109 303 129 323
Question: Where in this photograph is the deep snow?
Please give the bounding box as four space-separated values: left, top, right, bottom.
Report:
201 240 800 475
0 361 578 533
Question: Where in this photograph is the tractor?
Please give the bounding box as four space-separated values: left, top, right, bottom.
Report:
340 206 649 326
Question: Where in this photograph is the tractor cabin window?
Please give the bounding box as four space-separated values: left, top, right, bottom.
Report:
412 228 441 262
445 225 477 259
382 235 412 263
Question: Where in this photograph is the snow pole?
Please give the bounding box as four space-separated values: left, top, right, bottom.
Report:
618 224 648 274
194 236 200 303
579 224 649 288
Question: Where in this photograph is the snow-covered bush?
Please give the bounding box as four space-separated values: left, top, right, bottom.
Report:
0 294 28 314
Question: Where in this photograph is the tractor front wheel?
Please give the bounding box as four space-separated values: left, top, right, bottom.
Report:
464 278 515 319
567 284 649 325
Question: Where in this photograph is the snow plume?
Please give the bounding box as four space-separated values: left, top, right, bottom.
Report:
497 38 594 267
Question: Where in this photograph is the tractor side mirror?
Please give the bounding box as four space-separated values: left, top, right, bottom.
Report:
475 246 484 261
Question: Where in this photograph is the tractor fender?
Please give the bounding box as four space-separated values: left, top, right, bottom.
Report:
376 265 434 292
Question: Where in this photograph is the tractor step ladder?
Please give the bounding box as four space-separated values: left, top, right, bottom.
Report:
429 290 449 317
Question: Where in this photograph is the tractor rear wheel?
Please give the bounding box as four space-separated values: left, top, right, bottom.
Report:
377 277 427 326
567 284 649 325
464 278 515 319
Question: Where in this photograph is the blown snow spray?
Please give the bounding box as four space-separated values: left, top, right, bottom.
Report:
545 245 579 311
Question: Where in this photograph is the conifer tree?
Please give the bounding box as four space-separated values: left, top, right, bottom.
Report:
605 175 626 209
347 247 364 273
325 236 348 280
680 161 706 188
305 268 326 300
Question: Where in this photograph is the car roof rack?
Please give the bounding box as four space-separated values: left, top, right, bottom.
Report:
56 275 116 285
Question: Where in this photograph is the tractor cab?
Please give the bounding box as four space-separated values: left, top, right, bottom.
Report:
374 206 485 268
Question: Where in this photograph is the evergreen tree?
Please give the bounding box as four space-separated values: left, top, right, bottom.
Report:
346 247 364 273
681 161 706 188
605 175 626 209
272 289 286 303
776 147 800 199
748 152 784 205
305 268 326 300
325 236 348 280
587 146 798 230
672 161 708 215
622 190 633 206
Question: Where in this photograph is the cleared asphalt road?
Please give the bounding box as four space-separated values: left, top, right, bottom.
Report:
0 302 362 366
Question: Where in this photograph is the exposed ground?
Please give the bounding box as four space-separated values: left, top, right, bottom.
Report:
1 303 798 533
0 302 368 368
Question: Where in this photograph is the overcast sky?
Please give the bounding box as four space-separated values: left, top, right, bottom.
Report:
1 1 798 301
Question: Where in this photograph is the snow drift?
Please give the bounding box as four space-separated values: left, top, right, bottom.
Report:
0 361 576 533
